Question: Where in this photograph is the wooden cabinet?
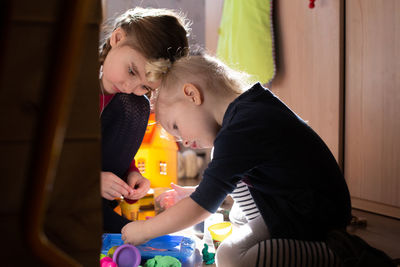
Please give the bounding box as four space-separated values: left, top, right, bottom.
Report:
344 0 400 218
205 0 400 218
271 0 344 163
272 0 400 218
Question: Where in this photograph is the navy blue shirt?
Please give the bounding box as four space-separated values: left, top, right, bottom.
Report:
191 83 351 241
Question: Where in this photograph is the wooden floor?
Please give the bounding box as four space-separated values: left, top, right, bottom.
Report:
348 209 400 260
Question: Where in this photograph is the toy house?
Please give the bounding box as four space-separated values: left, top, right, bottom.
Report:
136 113 178 188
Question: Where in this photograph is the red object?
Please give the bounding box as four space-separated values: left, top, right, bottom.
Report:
124 198 138 204
309 0 315 8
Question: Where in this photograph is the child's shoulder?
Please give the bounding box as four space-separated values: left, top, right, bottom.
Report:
239 82 274 100
230 83 277 115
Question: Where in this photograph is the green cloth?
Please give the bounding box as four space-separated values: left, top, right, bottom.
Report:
144 255 181 267
217 0 275 85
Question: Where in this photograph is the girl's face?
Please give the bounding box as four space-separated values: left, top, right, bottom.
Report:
157 90 219 150
101 29 160 96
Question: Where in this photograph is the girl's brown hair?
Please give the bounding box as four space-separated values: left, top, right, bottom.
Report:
99 7 191 81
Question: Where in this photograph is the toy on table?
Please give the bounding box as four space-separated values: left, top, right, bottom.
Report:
201 244 215 265
107 246 119 258
102 234 195 262
119 198 140 221
102 243 141 267
208 222 232 249
100 256 117 267
113 244 141 267
136 113 178 188
145 255 181 267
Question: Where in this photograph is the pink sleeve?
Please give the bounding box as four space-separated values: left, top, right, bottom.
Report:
128 158 140 173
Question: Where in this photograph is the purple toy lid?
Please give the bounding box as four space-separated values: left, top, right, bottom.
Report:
112 244 141 267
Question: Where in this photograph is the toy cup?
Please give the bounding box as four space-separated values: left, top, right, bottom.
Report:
153 187 175 214
120 199 140 221
112 244 141 267
208 222 233 249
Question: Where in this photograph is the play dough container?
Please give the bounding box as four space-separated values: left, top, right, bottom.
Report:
208 222 233 249
119 199 140 221
112 244 141 267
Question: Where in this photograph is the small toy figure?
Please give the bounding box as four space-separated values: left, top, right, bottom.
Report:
201 244 215 265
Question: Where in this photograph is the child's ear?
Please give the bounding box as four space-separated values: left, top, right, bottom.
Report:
110 27 126 47
182 83 203 105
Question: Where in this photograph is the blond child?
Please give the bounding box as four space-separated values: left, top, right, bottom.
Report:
121 53 351 266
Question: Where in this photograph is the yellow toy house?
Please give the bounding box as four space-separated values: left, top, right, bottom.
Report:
136 113 178 188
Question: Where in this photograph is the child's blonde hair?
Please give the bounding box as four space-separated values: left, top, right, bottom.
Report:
158 52 251 101
99 7 191 82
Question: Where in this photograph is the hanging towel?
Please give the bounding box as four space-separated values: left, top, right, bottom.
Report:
217 0 275 85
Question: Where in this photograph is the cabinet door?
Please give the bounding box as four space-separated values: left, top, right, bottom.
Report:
271 0 344 163
345 0 400 218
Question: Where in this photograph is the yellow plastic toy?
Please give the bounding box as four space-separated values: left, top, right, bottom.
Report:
208 222 233 249
136 113 178 188
119 199 140 221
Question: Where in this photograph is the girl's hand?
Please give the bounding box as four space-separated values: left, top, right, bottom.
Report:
121 220 150 245
101 171 134 200
156 183 197 209
125 171 151 200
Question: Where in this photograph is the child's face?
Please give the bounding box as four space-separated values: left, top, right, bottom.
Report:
157 97 219 150
102 45 160 96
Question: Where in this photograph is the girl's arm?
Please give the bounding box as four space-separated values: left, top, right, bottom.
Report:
121 196 211 245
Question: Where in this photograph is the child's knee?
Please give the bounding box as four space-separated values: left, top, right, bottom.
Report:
215 241 238 267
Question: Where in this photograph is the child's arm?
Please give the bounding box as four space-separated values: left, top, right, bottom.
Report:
121 196 211 245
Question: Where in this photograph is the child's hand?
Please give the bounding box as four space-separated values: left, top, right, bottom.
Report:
156 183 197 209
101 171 134 200
125 171 151 200
121 220 150 245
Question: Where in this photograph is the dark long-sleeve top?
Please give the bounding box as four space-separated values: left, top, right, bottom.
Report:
191 83 351 241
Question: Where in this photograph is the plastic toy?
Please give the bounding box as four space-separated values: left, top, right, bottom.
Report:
102 233 195 262
100 256 117 267
138 235 195 261
107 246 119 258
112 244 141 267
119 198 140 221
135 113 178 188
201 244 215 265
208 222 233 249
